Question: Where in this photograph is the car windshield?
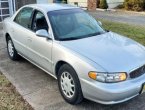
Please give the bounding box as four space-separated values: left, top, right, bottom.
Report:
48 9 106 41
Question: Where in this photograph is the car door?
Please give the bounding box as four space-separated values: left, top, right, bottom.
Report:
27 10 53 73
12 7 34 58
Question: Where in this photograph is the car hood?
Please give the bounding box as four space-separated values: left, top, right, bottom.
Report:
60 32 145 72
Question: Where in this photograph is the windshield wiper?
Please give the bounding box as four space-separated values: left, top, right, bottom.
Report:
60 32 104 41
89 32 102 36
60 37 81 41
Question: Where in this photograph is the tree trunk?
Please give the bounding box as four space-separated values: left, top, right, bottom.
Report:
96 0 100 8
88 0 97 11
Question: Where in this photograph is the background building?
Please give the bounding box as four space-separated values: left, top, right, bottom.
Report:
0 0 15 22
15 0 36 10
107 0 124 9
37 0 53 4
0 0 36 22
0 0 124 22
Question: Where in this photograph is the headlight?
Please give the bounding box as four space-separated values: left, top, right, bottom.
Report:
88 72 127 83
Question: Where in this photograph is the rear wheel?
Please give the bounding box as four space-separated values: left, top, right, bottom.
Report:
58 64 83 104
7 37 20 60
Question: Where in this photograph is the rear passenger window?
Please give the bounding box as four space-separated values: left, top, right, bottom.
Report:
14 7 33 29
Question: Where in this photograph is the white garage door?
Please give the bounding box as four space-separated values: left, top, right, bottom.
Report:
0 0 15 22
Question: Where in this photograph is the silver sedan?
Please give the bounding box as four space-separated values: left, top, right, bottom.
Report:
3 4 145 105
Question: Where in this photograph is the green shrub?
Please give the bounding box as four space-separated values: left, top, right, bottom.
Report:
124 0 145 11
99 0 108 9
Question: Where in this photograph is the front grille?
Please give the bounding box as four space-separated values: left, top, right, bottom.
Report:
130 65 145 78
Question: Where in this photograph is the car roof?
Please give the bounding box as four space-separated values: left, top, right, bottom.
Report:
27 3 79 12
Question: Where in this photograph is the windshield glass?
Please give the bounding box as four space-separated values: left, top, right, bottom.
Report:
48 9 106 41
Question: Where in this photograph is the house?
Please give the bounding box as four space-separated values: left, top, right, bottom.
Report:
36 0 124 10
37 0 53 4
0 0 93 22
66 0 124 9
0 0 14 22
0 0 36 22
107 0 124 9
0 0 124 22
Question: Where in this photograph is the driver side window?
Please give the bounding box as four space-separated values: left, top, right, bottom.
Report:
31 11 48 32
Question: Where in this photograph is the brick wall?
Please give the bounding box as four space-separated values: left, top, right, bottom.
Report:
15 0 36 10
88 0 96 10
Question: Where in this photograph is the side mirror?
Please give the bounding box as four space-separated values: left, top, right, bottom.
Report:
98 21 102 26
36 29 51 39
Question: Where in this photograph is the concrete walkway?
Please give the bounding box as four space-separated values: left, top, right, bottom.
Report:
0 31 145 109
89 10 145 26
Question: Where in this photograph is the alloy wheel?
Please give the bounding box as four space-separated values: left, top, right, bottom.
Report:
8 40 14 57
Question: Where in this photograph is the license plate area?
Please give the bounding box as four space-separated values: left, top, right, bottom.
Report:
141 83 145 94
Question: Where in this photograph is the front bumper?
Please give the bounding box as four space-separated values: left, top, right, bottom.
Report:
80 74 145 104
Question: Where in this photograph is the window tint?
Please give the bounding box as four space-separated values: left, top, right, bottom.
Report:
32 11 48 32
14 7 33 29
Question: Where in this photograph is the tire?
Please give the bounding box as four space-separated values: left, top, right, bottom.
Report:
58 64 83 105
6 36 20 61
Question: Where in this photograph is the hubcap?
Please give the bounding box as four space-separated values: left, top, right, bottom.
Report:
8 40 14 57
60 72 75 98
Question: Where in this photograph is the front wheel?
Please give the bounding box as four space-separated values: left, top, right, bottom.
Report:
58 64 83 105
7 37 20 60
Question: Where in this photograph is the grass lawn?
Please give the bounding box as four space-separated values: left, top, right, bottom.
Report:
0 72 33 110
100 19 145 46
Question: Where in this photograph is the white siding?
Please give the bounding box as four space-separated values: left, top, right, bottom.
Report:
68 0 87 8
36 0 124 9
107 0 124 9
37 0 53 4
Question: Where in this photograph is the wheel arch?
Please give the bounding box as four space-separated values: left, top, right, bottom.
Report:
55 60 84 104
55 60 75 77
5 33 11 42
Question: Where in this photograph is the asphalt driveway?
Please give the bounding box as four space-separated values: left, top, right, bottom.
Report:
0 31 145 110
89 10 145 26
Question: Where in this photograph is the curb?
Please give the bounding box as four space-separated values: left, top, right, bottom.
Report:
96 8 107 11
116 9 145 15
96 8 145 15
116 10 145 15
96 8 116 12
